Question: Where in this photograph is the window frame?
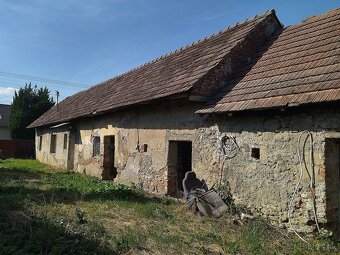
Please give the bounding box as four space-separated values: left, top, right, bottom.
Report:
63 133 68 150
38 135 42 151
92 136 101 157
50 134 57 153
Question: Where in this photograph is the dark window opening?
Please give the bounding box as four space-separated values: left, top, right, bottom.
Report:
143 144 148 152
251 147 260 159
167 141 192 197
39 136 42 151
93 136 100 156
75 129 82 145
63 134 68 150
50 134 57 153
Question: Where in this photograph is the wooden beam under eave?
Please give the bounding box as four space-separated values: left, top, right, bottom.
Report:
188 95 209 102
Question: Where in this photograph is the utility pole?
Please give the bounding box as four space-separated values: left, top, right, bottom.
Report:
56 90 60 111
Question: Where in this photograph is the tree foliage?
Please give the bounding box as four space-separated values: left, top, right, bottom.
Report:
9 83 54 139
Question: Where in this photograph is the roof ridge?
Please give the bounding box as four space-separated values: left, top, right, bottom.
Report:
89 9 276 90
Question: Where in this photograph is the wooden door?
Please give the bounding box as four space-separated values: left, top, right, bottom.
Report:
102 136 116 180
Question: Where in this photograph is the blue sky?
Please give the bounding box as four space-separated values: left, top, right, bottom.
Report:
0 0 338 104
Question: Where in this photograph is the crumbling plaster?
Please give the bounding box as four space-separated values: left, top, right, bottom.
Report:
193 107 340 232
70 101 202 193
35 102 340 232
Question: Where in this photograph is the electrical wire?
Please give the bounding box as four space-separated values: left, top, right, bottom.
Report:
218 134 239 159
217 134 239 188
0 71 89 88
307 133 321 233
0 82 87 90
288 131 321 244
288 140 309 243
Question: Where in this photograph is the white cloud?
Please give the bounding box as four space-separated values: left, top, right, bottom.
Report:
0 86 17 96
0 87 18 104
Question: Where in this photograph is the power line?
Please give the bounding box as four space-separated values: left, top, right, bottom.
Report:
0 71 89 87
0 82 86 90
0 79 22 87
0 71 90 88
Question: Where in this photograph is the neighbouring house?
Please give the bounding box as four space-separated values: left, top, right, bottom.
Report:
0 104 12 140
0 104 35 159
28 8 340 234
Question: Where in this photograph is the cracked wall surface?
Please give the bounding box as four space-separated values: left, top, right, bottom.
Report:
35 101 340 233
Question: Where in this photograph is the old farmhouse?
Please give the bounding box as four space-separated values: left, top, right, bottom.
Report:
29 9 340 233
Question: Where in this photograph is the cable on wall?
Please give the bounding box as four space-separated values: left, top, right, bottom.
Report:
288 130 321 244
217 133 239 188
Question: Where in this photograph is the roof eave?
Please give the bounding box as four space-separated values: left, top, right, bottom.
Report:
28 90 196 129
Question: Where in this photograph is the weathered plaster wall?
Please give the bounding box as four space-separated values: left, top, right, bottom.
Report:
193 106 340 232
35 102 340 233
36 126 70 169
71 100 202 194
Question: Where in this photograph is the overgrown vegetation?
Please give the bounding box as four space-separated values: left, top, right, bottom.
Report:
216 179 238 215
0 159 338 254
9 83 54 139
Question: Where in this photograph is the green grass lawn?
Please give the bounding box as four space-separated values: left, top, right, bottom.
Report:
0 159 338 255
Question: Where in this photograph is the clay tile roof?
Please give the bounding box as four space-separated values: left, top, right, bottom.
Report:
28 10 277 128
198 8 340 114
0 104 11 127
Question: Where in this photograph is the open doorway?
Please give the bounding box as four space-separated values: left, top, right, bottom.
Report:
325 138 340 234
67 129 75 170
167 141 192 197
102 135 117 180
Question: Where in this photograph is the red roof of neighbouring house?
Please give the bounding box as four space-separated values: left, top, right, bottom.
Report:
198 8 340 113
28 10 279 128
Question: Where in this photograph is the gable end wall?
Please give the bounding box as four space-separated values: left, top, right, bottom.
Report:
190 13 282 97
